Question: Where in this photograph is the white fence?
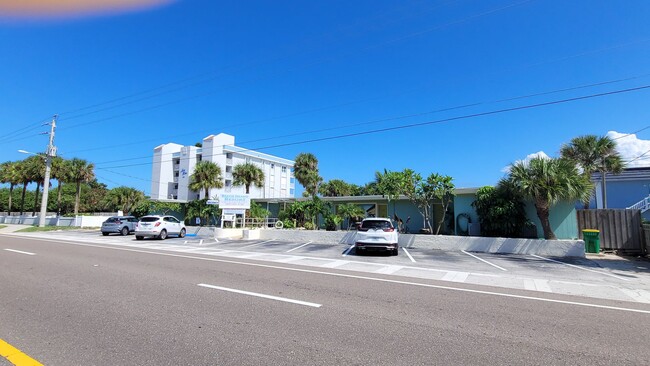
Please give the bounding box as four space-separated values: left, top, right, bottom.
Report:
0 214 115 227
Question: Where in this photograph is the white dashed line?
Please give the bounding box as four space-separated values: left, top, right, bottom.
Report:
198 283 322 308
4 249 36 256
462 250 507 271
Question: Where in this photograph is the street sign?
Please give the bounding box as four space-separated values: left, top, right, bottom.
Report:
206 199 219 205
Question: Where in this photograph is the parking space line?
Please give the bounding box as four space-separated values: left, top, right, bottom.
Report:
342 245 355 256
402 248 416 262
4 249 36 256
461 250 507 271
286 241 312 253
530 254 629 281
198 284 322 308
240 240 273 249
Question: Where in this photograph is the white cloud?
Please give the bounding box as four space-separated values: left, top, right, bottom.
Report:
501 151 550 173
606 131 650 168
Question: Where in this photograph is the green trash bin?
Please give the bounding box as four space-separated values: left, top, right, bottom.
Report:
582 229 600 253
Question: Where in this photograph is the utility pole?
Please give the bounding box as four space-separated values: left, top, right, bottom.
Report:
38 115 57 227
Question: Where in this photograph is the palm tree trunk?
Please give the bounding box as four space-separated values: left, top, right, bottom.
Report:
534 202 556 240
601 170 607 209
245 185 250 194
32 182 41 216
74 182 81 215
20 183 27 215
56 182 63 215
8 184 14 215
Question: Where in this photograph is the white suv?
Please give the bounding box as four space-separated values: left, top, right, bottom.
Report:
135 215 186 240
355 218 399 256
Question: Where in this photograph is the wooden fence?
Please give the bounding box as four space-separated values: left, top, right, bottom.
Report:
576 209 644 255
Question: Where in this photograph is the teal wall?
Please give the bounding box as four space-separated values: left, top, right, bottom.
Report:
524 201 578 239
453 193 578 239
452 194 479 235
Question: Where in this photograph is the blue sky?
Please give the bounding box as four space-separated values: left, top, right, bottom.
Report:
2 0 650 196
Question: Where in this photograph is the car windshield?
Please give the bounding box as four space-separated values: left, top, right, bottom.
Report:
361 220 392 230
140 217 160 223
105 217 120 223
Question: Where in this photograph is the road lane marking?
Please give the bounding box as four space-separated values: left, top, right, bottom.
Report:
4 249 36 256
461 250 507 271
0 339 43 366
286 241 312 253
402 248 416 262
197 283 322 308
342 245 354 256
530 254 629 281
8 236 650 314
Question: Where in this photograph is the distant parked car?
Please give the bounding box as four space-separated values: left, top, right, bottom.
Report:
355 218 399 256
135 215 186 240
101 216 138 236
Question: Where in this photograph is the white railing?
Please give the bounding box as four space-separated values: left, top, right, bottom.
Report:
237 217 281 229
627 195 650 213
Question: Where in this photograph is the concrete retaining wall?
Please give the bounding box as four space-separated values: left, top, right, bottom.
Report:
258 229 585 257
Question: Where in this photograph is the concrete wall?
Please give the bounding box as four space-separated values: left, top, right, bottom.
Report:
257 229 584 257
0 215 111 227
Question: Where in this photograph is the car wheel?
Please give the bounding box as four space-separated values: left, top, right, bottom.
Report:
102 232 109 236
120 227 129 236
179 228 186 238
136 236 143 240
158 229 167 240
392 248 399 256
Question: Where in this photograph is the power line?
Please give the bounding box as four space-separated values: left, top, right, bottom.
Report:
88 74 650 166
95 83 650 172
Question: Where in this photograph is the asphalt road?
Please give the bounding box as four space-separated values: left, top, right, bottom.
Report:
1 235 649 365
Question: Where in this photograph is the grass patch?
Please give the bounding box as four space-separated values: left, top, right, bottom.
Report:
0 225 6 230
15 226 96 233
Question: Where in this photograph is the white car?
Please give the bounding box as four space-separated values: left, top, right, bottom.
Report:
135 215 186 240
355 218 399 256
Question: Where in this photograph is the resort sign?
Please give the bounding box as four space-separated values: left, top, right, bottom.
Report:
218 193 251 209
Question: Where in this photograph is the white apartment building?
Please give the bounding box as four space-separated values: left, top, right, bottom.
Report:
151 133 295 202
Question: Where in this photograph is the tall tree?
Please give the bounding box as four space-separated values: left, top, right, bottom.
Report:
506 157 592 240
189 161 223 199
23 155 46 216
50 157 68 215
0 161 18 214
104 186 146 214
68 158 95 215
232 163 265 194
560 135 625 208
294 153 322 198
374 169 406 217
428 173 455 235
319 179 355 197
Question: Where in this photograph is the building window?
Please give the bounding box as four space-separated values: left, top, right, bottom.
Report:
282 166 287 173
271 163 275 169
174 172 179 177
174 184 178 189
196 155 202 161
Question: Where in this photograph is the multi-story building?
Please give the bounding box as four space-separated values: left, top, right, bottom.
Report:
151 133 295 202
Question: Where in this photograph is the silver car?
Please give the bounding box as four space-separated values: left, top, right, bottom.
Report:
135 215 186 240
101 216 139 236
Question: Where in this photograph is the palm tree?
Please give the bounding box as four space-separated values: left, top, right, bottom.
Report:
560 135 625 208
0 161 18 214
14 160 31 215
23 155 46 216
104 186 145 214
68 158 95 215
50 157 68 215
189 161 223 199
232 163 265 194
505 157 592 240
294 153 322 198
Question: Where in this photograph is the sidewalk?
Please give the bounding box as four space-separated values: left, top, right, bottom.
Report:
0 224 33 233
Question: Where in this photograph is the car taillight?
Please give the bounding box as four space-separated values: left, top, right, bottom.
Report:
154 222 161 227
383 228 394 232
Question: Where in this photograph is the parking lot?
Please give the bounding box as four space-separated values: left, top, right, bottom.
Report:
8 228 650 304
